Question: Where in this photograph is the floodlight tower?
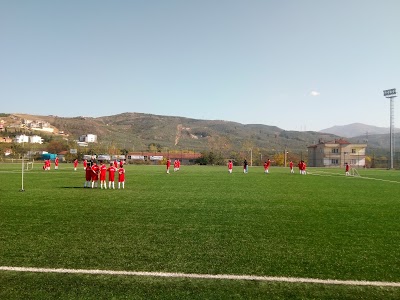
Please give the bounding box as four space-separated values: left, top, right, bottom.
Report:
383 88 397 169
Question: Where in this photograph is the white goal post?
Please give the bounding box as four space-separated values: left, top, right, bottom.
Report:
25 161 34 170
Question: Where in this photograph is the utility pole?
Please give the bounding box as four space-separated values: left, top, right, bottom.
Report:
284 148 287 167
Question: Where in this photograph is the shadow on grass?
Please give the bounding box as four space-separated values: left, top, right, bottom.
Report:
60 186 87 189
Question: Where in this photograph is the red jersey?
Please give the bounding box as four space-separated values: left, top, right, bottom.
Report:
228 161 233 170
55 157 59 166
118 167 125 182
345 164 350 172
166 160 171 168
99 164 107 181
289 161 293 169
83 160 87 169
107 166 117 181
85 166 92 181
91 164 99 181
113 160 118 168
174 160 178 168
74 159 78 168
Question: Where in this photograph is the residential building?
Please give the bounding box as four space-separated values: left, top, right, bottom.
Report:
1 137 13 143
307 139 367 167
14 135 29 144
79 134 97 143
29 135 44 144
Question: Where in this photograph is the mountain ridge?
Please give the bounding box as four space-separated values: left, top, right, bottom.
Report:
2 112 336 152
2 112 398 153
320 122 400 138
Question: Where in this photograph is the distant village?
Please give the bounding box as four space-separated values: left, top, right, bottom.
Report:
0 117 96 145
0 117 97 157
0 116 201 165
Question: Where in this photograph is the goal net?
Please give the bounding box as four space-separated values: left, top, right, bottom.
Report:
351 168 360 177
25 161 34 170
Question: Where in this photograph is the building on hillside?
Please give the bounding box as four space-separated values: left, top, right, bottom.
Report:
79 134 97 143
307 139 367 167
127 152 202 165
14 134 29 144
4 148 12 156
12 134 44 144
23 119 50 129
1 137 13 143
29 135 44 144
22 119 33 126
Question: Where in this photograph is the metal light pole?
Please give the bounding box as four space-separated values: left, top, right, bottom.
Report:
20 140 26 192
384 88 397 169
21 154 25 192
284 148 288 167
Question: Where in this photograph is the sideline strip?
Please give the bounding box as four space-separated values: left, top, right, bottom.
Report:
1 266 400 287
309 171 400 184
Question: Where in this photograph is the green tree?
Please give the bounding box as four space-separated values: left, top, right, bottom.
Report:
148 143 162 152
47 140 68 154
273 152 285 166
121 149 128 156
195 151 225 165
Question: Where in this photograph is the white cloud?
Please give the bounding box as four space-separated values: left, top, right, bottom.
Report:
310 91 320 96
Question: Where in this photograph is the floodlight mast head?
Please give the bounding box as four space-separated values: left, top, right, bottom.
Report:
383 88 397 98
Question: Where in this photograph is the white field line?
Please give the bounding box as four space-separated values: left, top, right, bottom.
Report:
308 171 400 184
1 266 400 287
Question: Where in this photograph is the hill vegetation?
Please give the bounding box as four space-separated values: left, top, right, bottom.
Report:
2 112 337 153
1 112 398 166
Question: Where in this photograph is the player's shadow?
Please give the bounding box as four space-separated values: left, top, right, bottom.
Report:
61 186 87 189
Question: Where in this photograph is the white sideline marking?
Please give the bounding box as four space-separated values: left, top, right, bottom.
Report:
309 171 400 184
1 266 400 287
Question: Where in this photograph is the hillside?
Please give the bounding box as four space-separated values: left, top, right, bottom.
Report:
2 112 340 152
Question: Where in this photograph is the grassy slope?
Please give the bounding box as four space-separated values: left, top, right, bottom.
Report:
7 113 339 151
1 164 400 299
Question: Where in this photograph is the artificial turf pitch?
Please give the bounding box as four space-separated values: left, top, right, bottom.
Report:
1 163 400 299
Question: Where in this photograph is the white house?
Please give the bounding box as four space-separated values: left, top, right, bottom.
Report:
14 135 29 143
29 135 44 144
79 134 97 143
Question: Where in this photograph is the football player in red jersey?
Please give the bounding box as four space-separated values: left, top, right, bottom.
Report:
107 163 117 189
118 166 125 189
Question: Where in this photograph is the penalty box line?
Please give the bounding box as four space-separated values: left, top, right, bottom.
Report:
1 266 400 288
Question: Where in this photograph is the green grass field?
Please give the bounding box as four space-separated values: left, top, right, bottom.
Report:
1 163 400 299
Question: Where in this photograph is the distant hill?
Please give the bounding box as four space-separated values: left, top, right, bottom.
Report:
2 112 339 153
319 123 400 153
320 123 399 138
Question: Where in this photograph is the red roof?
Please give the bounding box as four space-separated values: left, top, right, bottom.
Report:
334 139 350 144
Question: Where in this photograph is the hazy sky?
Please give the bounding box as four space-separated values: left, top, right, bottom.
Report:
1 0 399 131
